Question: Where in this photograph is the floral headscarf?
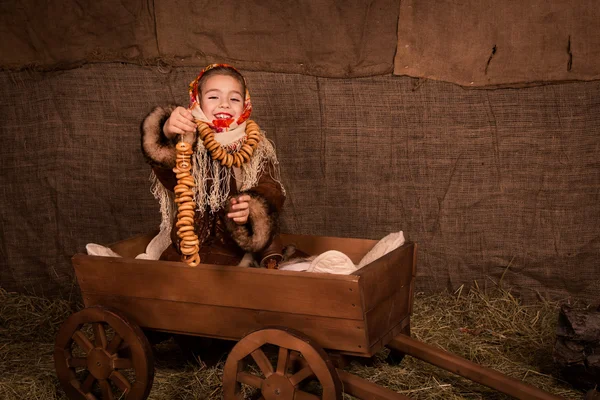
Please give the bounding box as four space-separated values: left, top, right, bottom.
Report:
188 64 252 132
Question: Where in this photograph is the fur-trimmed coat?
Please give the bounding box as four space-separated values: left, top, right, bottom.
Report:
141 105 285 266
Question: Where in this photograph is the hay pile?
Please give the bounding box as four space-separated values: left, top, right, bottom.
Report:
0 285 585 399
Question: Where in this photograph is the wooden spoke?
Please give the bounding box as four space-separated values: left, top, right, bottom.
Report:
237 371 263 388
110 370 132 393
223 328 341 400
54 307 154 400
83 392 98 400
290 350 309 370
81 373 96 393
98 379 115 400
117 343 132 360
294 391 320 400
66 357 87 368
250 348 274 378
289 366 315 386
276 346 290 375
69 378 81 391
112 357 133 369
73 331 94 353
93 323 108 349
106 333 123 354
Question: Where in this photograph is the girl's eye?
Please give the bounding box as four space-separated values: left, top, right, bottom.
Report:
231 98 241 102
208 96 218 100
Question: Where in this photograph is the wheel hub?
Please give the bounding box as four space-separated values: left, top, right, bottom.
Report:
261 373 295 399
86 348 113 379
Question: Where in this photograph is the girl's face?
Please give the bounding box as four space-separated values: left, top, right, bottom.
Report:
200 74 244 122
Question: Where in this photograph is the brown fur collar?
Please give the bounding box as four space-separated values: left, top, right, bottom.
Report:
223 191 279 253
141 105 182 169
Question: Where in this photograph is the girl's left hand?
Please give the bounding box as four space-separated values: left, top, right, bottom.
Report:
227 195 251 224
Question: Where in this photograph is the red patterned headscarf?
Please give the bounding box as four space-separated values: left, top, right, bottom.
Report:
188 64 252 132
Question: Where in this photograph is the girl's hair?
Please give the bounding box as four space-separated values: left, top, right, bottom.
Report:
198 66 246 96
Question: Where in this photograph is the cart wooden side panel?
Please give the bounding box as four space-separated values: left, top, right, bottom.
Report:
355 243 417 355
109 231 157 258
76 232 415 357
82 294 367 352
73 256 369 354
73 257 363 319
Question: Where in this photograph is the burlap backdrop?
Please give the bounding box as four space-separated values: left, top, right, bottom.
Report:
394 0 600 86
0 0 398 78
1 65 598 302
4 0 600 84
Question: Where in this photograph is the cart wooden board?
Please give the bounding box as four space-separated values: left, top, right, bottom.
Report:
74 232 416 358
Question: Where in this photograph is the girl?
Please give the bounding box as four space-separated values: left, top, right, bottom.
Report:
141 64 285 268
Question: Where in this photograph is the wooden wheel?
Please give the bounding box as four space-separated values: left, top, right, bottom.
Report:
223 327 342 400
54 306 154 400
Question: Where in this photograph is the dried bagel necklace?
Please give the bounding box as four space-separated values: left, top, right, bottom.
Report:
173 138 201 267
173 120 262 267
196 119 262 167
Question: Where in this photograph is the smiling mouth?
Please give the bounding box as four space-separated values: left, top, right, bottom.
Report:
214 113 233 119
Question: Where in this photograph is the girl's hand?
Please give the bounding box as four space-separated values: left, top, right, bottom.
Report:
163 107 196 139
227 195 251 224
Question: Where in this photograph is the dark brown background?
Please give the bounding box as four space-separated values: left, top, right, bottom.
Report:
0 1 598 303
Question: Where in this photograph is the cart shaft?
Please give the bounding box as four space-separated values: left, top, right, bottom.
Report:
337 369 411 400
388 334 563 400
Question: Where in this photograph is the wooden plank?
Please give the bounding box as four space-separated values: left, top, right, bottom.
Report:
337 370 411 400
109 231 157 258
388 334 563 400
83 294 369 354
354 243 415 313
408 244 417 315
73 255 364 320
279 234 377 264
374 316 410 357
365 286 411 346
333 315 406 358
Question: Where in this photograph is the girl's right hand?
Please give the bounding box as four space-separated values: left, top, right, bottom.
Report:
163 107 196 139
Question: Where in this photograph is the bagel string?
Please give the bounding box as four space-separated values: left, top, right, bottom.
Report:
174 138 200 267
196 120 262 167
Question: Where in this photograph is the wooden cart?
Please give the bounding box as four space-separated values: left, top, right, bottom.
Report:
54 233 564 400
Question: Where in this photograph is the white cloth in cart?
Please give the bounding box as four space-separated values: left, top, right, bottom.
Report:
134 228 171 260
279 231 405 274
85 228 172 260
357 231 405 269
85 243 121 257
86 230 406 271
310 250 357 274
